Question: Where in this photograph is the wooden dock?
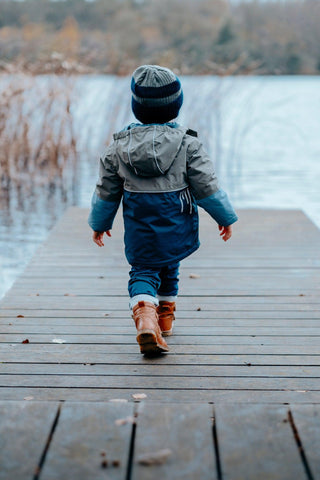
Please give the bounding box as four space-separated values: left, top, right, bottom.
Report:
1 207 320 479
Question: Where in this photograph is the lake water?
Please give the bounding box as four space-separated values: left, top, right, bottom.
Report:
0 75 320 299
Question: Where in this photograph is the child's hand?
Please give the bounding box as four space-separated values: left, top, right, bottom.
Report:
219 225 232 242
92 230 111 247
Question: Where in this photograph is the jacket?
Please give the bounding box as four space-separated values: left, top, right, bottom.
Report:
88 123 238 267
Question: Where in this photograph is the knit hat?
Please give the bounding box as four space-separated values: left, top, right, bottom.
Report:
131 65 183 124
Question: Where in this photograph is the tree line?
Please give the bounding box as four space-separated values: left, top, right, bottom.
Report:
0 0 319 75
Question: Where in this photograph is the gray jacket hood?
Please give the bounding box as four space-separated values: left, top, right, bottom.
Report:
113 125 187 177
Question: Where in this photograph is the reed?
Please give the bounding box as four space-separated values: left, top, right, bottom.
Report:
0 75 77 199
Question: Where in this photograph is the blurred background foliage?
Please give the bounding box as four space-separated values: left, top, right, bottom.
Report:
0 0 319 75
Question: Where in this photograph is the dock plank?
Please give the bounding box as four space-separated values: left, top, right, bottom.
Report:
2 294 320 307
0 401 59 480
3 351 320 366
290 405 320 478
132 403 215 480
2 324 320 336
41 402 133 480
214 404 306 480
0 387 317 403
2 373 320 391
1 363 320 378
1 309 319 319
3 317 320 327
2 333 320 346
2 343 320 360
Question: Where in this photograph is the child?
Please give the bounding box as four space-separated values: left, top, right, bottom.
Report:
88 65 238 355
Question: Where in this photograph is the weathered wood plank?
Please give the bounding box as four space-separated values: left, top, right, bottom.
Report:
3 353 320 366
41 402 133 480
1 374 320 390
214 404 306 480
22 249 320 258
3 317 320 327
2 342 320 357
2 310 320 321
290 405 320 478
2 297 320 310
0 387 318 403
3 293 320 302
0 401 59 480
132 403 215 480
15 268 320 279
1 309 319 320
2 333 320 345
8 287 320 297
1 363 320 378
3 339 320 364
2 324 320 336
3 293 320 306
20 258 320 268
3 321 320 336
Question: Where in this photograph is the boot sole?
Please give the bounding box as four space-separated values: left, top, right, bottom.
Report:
161 328 173 336
136 330 169 354
159 320 175 337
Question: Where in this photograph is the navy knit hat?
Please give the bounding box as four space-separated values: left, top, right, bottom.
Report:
131 65 183 124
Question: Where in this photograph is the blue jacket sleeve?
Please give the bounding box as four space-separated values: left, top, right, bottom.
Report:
197 189 238 226
88 152 124 232
88 192 121 232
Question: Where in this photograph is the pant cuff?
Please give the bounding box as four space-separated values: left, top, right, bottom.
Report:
157 295 177 302
129 294 159 310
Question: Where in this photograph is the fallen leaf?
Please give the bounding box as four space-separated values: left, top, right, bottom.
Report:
101 460 108 468
115 416 135 426
22 339 29 344
112 460 120 467
132 393 147 400
24 396 34 401
137 448 172 465
197 307 201 311
52 338 66 344
189 273 201 279
17 315 24 318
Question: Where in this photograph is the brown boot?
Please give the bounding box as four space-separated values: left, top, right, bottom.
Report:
132 301 169 354
157 301 176 336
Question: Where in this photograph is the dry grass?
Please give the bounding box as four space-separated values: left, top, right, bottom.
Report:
0 75 77 198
